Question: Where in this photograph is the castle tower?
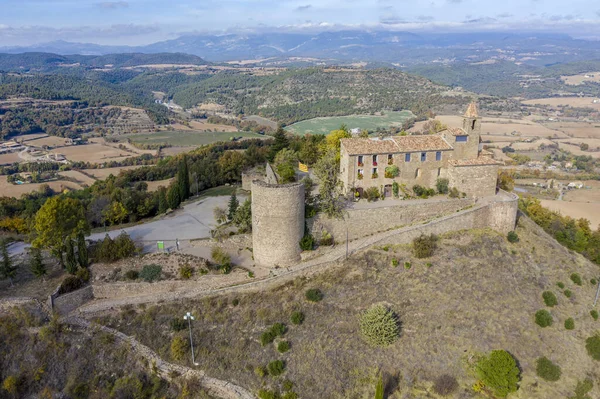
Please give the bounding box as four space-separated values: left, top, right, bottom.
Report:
460 102 481 159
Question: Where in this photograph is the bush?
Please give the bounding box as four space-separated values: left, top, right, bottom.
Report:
261 330 277 346
571 379 594 399
565 318 575 330
258 389 279 399
535 310 553 327
564 290 573 298
557 282 565 289
211 247 232 274
591 278 597 285
140 264 162 282
291 311 305 325
412 234 437 258
591 310 599 321
436 178 449 194
254 367 267 378
404 261 411 269
449 187 460 198
170 318 187 332
277 341 291 353
433 375 458 396
170 335 188 361
570 273 583 286
364 187 380 202
391 258 399 267
75 267 90 283
267 360 285 376
535 357 561 381
179 264 194 279
585 334 600 361
319 230 333 246
413 185 436 198
475 350 520 398
305 288 323 302
542 291 558 307
271 323 287 336
359 304 400 347
299 234 315 251
507 231 519 243
125 270 139 280
58 276 84 294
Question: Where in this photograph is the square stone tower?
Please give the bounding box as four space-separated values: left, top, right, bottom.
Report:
460 102 481 159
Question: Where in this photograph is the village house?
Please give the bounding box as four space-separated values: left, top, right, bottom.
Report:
339 103 503 198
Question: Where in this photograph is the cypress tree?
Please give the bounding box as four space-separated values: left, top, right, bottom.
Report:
167 184 181 210
178 155 190 201
65 239 77 275
227 192 239 221
0 239 17 286
30 248 47 279
157 187 168 214
77 231 88 268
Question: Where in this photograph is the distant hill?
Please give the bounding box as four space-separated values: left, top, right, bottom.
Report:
0 52 209 72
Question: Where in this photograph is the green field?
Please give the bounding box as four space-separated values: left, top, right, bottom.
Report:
285 110 415 135
118 130 266 147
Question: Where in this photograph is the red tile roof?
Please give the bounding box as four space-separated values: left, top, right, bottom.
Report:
464 102 478 118
341 135 453 155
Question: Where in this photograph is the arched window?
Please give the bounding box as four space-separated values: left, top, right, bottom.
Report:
415 168 421 178
472 119 476 130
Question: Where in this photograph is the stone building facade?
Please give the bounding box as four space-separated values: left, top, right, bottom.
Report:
339 103 502 198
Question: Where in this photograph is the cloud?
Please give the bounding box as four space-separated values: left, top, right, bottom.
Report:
417 15 434 22
295 4 312 12
447 0 463 3
95 1 129 9
497 13 513 19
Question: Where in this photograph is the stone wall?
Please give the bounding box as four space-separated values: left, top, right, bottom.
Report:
241 168 264 191
92 280 200 300
264 163 278 185
51 286 94 315
308 197 474 243
447 163 499 198
252 180 305 267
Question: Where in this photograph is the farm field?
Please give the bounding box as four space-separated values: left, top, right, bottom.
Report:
117 130 265 147
53 143 132 163
58 170 96 186
522 97 600 111
540 200 600 229
0 176 82 198
561 72 600 85
0 152 21 165
145 178 173 191
556 142 600 158
187 120 238 132
285 110 414 135
27 135 68 147
83 165 144 180
542 121 600 139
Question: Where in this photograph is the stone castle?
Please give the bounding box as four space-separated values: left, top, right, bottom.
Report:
339 103 501 198
248 103 518 268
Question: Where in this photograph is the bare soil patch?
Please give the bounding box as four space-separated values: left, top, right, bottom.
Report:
540 199 600 229
0 152 21 165
523 97 600 111
0 175 82 198
145 178 174 192
83 165 144 180
58 170 96 186
55 143 132 163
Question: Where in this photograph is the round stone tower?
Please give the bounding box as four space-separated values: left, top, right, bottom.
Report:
251 180 305 267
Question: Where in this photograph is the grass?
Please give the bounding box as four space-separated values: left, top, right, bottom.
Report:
285 111 414 135
117 130 265 147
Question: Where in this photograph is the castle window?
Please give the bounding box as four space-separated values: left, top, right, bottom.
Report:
472 119 476 130
456 136 468 142
405 153 411 162
387 154 393 165
372 168 378 178
358 155 364 167
357 169 364 180
436 151 442 161
415 168 421 178
421 152 427 162
372 155 378 166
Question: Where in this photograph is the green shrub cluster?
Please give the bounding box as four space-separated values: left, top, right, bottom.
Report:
125 270 139 280
535 310 553 328
305 288 323 302
475 350 520 398
170 318 187 332
535 357 561 381
290 311 305 325
412 234 437 258
585 334 600 361
570 379 594 399
261 323 287 346
391 258 399 267
436 178 449 194
179 264 194 279
94 232 137 263
542 291 558 307
211 247 232 274
557 282 565 289
564 290 573 298
140 264 162 282
359 304 400 347
299 234 315 251
267 360 285 376
277 341 291 353
507 231 519 243
591 310 599 321
570 273 583 286
565 318 575 330
412 185 436 198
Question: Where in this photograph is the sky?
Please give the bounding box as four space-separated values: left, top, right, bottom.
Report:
1 0 600 46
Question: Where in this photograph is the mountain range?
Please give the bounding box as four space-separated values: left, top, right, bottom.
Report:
3 30 600 65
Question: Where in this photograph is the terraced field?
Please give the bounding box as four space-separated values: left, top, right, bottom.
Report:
285 111 414 135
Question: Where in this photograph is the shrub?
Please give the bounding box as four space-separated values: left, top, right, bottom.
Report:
232 298 240 306
299 234 315 251
179 264 194 279
404 261 411 269
170 318 187 332
364 187 380 202
75 267 90 282
564 290 573 298
591 310 599 321
2 375 18 395
570 273 583 286
536 357 561 381
359 304 400 347
507 231 519 243
58 276 84 295
277 341 291 353
291 311 305 325
258 390 280 399
535 310 553 327
449 187 460 198
140 264 162 282
391 258 399 267
170 335 188 361
433 375 458 396
211 247 232 274
571 379 594 399
436 178 449 194
384 165 399 178
412 234 437 258
475 350 520 398
557 282 565 289
542 291 558 307
254 366 267 378
565 318 575 330
305 288 323 302
267 360 285 376
271 323 287 336
114 232 137 259
585 334 600 361
261 330 277 346
282 380 294 391
125 270 139 280
319 230 333 246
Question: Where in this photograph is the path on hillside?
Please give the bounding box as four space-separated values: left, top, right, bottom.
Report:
65 316 256 399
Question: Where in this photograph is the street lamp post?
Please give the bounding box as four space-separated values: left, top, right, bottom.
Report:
183 312 198 365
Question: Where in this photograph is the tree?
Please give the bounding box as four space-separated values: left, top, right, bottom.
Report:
0 239 17 285
157 187 168 214
104 201 128 225
177 155 190 201
314 149 344 218
268 126 290 161
497 170 515 191
77 231 88 268
233 199 252 233
227 192 239 222
167 183 181 210
29 247 46 279
475 350 520 398
323 127 352 161
64 239 77 275
33 196 89 265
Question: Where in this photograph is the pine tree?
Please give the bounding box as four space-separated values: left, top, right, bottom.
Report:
177 155 190 202
167 184 181 210
227 192 239 221
77 231 88 268
268 126 290 161
30 247 47 279
65 239 77 275
157 187 168 214
0 239 17 285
